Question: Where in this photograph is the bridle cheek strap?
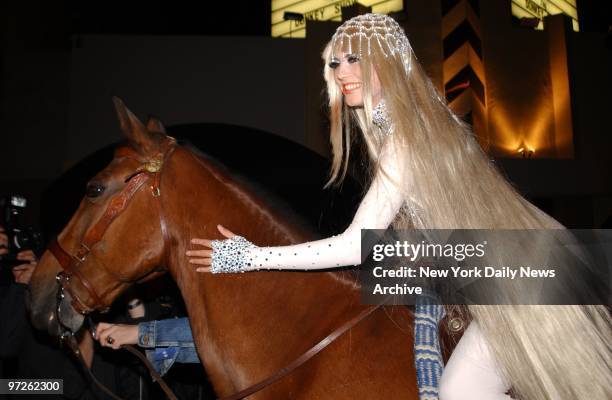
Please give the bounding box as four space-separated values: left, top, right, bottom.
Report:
78 172 151 260
48 172 149 314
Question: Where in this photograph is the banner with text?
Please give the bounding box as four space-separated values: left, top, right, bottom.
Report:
359 229 611 305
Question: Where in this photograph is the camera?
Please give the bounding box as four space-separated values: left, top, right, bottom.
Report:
0 195 44 268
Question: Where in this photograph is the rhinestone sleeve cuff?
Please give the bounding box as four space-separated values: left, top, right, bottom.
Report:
210 236 256 274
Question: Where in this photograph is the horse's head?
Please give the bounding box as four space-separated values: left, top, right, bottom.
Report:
29 98 175 336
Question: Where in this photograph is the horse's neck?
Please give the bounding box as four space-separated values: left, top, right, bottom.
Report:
163 148 360 393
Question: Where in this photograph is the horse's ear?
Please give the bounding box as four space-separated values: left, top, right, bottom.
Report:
146 116 167 135
112 97 157 153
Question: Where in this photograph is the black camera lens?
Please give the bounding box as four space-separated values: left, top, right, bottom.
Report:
0 195 44 269
13 228 42 251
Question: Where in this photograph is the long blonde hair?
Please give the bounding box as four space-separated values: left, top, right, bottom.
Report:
322 16 611 400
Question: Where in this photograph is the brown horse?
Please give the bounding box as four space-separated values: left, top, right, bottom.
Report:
28 99 418 399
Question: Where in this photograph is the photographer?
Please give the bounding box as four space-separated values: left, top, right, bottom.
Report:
0 222 125 399
0 229 39 357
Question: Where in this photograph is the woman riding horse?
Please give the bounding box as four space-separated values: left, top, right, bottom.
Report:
187 14 611 400
28 103 422 397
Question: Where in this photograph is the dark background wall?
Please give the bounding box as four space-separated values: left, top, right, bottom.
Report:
65 35 305 170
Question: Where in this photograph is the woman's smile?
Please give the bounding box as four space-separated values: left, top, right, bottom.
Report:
341 82 362 94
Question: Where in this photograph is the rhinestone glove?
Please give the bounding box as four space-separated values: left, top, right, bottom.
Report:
210 236 256 273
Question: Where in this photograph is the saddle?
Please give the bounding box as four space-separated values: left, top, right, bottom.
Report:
439 305 471 363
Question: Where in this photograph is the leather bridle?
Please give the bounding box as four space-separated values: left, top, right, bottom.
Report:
47 136 178 400
49 137 176 315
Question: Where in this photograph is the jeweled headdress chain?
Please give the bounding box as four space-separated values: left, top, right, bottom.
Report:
330 13 414 74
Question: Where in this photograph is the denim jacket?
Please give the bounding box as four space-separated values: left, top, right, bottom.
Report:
138 317 200 376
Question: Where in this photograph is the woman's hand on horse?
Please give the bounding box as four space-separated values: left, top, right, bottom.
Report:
187 224 237 273
94 322 139 350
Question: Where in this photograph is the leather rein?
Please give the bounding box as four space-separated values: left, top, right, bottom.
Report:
46 137 381 400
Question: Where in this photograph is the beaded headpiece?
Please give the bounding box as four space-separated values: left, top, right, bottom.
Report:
330 13 413 73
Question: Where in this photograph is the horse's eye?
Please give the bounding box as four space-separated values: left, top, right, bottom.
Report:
86 183 105 198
